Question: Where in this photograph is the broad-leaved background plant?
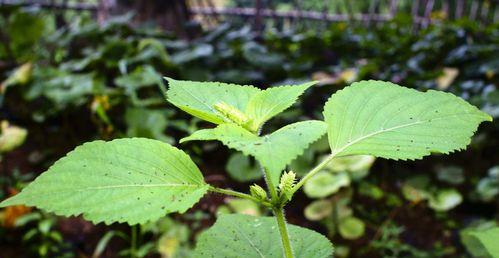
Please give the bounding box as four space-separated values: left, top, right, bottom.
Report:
0 78 492 258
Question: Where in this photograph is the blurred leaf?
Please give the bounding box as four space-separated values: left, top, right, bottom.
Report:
6 11 47 60
468 227 499 258
428 189 463 211
402 175 432 202
339 216 365 240
158 234 180 258
358 182 384 200
461 222 498 258
226 153 262 182
327 155 375 173
436 68 459 90
171 44 213 64
304 199 333 221
92 231 124 258
304 171 350 198
0 120 27 153
436 166 465 185
1 62 32 88
226 198 261 216
115 65 162 90
125 108 173 143
242 41 285 68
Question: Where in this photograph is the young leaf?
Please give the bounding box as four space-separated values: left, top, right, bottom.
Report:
193 214 333 258
181 121 327 186
165 78 315 131
245 82 317 130
323 80 492 160
165 77 260 124
0 138 209 225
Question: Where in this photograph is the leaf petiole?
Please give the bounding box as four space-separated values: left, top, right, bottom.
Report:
291 153 336 195
208 186 272 207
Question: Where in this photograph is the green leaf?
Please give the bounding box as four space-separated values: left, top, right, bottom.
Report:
165 78 260 124
304 171 350 198
304 200 333 221
245 82 317 130
226 198 261 216
401 175 432 202
428 189 463 211
338 216 365 240
226 153 262 182
0 138 208 225
193 214 333 258
468 227 499 258
165 78 315 130
0 121 28 153
436 166 465 185
323 80 492 160
181 121 327 186
327 155 375 173
125 108 173 144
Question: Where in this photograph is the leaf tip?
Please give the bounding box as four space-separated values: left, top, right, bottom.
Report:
0 195 20 208
179 137 190 144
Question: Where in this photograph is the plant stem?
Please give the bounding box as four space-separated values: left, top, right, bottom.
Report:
273 207 294 258
292 153 336 194
261 165 278 200
208 186 271 207
256 126 278 201
130 225 137 258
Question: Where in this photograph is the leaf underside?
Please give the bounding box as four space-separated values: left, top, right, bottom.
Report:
0 138 208 225
181 121 327 185
193 214 333 258
324 80 492 160
165 77 315 129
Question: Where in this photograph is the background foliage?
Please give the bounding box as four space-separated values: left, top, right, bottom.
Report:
0 4 498 258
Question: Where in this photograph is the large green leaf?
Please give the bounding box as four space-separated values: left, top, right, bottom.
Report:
181 121 327 185
165 78 315 130
0 138 208 225
468 227 499 258
193 214 333 258
323 80 492 160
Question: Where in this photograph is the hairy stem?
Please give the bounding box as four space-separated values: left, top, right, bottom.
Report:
292 154 336 194
209 186 271 207
256 125 278 201
261 165 278 201
273 207 294 258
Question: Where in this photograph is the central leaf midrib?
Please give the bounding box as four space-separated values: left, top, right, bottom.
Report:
230 223 267 258
331 112 484 156
81 183 202 190
177 85 218 113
